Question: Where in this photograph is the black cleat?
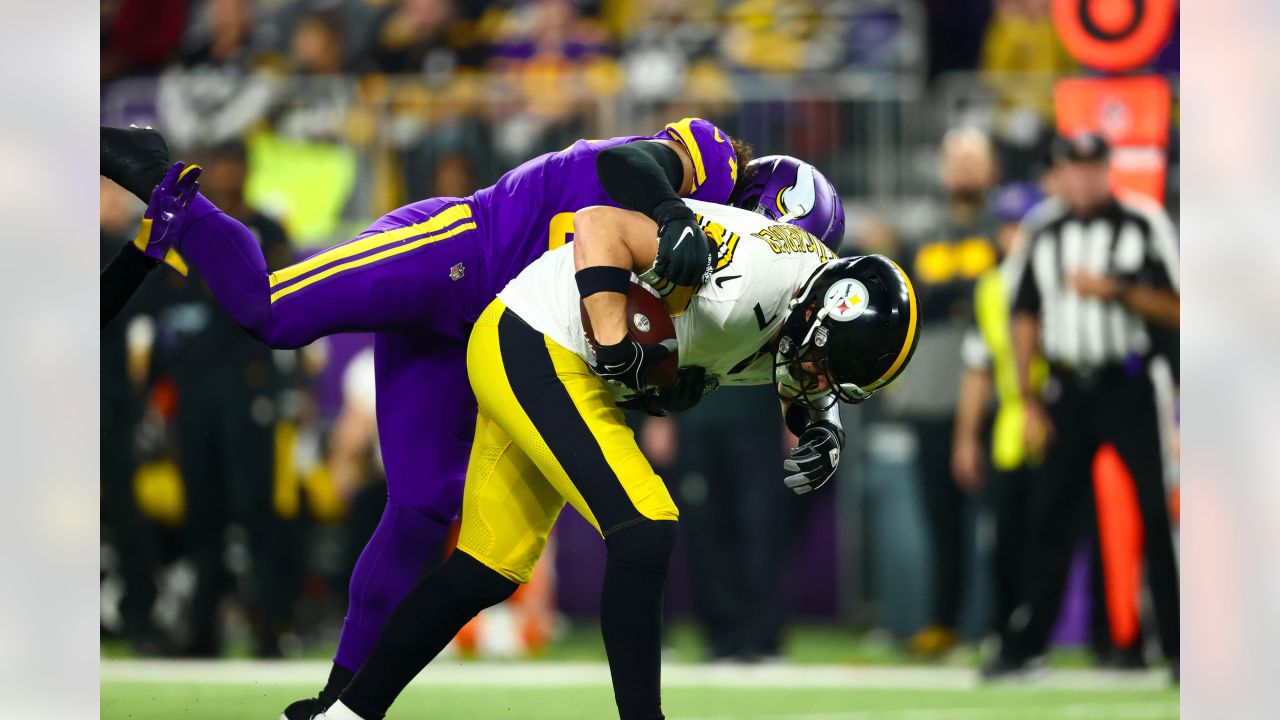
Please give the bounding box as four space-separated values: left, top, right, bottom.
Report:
980 654 1046 681
280 697 329 720
280 663 353 720
1101 644 1149 671
101 125 171 203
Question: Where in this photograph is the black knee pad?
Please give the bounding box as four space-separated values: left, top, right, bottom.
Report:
604 519 678 576
439 550 519 615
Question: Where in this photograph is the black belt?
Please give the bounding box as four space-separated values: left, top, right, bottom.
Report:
1049 354 1150 389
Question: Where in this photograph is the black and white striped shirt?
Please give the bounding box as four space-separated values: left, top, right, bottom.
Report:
1008 195 1179 371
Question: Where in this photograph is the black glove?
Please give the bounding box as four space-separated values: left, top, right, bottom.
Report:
617 392 667 417
651 199 713 286
783 421 845 495
618 366 710 416
656 366 707 413
590 338 674 393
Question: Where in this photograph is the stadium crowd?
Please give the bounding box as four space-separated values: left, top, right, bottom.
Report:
100 0 1179 673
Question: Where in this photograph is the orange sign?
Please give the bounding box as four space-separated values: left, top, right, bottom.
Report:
1056 75 1171 203
1053 0 1178 72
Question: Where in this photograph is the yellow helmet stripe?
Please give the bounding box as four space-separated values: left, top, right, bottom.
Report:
872 258 919 388
665 118 707 190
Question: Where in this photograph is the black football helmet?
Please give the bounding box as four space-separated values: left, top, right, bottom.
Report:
773 255 920 410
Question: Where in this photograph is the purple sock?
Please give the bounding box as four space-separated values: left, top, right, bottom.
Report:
334 499 452 672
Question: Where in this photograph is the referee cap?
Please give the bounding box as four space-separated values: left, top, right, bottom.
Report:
1051 132 1111 164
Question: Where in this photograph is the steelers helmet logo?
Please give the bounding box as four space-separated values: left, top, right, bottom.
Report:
823 279 869 322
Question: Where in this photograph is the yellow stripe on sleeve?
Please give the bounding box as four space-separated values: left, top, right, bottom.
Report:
133 217 153 253
269 221 476 303
269 203 472 288
665 118 706 190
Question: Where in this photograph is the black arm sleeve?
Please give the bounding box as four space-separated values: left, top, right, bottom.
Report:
101 243 158 328
596 141 685 218
1011 233 1042 316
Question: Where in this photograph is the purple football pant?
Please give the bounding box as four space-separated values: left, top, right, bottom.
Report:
180 195 482 671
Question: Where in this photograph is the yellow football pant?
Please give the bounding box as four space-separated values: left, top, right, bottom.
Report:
457 300 679 584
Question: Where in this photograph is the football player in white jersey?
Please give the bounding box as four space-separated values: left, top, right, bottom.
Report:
316 198 919 720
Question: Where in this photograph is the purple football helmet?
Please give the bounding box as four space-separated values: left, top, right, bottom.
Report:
733 155 846 251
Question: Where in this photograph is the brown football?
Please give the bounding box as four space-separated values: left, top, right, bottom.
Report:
581 281 679 388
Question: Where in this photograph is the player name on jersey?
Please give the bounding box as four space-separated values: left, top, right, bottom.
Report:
497 200 835 401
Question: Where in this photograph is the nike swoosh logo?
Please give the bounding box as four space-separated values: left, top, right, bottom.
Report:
672 226 694 253
714 274 742 289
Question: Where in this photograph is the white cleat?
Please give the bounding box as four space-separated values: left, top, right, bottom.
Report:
314 701 367 720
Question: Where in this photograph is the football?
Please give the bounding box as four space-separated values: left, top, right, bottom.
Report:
581 281 679 388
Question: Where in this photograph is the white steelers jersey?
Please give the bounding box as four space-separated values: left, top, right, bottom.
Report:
497 199 836 398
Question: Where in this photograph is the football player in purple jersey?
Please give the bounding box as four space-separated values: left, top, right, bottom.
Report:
101 120 752 717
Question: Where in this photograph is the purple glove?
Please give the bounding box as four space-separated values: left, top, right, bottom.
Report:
131 161 201 275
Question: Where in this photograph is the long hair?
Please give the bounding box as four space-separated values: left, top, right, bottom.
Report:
730 135 755 200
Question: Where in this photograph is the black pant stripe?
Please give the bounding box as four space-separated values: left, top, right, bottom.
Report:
496 309 645 535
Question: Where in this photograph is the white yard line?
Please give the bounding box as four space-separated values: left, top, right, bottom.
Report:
692 701 1178 720
100 659 1172 692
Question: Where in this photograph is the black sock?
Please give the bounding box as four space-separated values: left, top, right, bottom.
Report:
340 551 517 719
318 662 355 706
601 520 677 720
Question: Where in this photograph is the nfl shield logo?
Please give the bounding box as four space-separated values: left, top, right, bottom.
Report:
450 263 465 281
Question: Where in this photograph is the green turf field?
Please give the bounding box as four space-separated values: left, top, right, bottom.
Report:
101 624 1177 718
101 682 1178 720
101 660 1179 720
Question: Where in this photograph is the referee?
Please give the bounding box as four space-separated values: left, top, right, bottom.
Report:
986 133 1180 679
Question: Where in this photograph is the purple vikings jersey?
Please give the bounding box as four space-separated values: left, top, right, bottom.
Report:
176 117 738 677
468 117 738 308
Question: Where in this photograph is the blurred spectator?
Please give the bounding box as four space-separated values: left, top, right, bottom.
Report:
100 179 164 652
269 10 356 143
486 0 614 163
648 387 809 662
329 347 391 591
980 0 1077 180
101 0 190 83
922 0 990 79
430 150 478 197
616 0 718 100
718 0 846 75
399 125 495 212
293 10 348 75
367 0 483 75
178 0 263 68
157 0 281 149
980 0 1075 116
842 5 915 73
883 127 1000 656
488 0 612 65
851 215 903 258
149 141 301 657
201 140 295 271
950 180 1050 642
